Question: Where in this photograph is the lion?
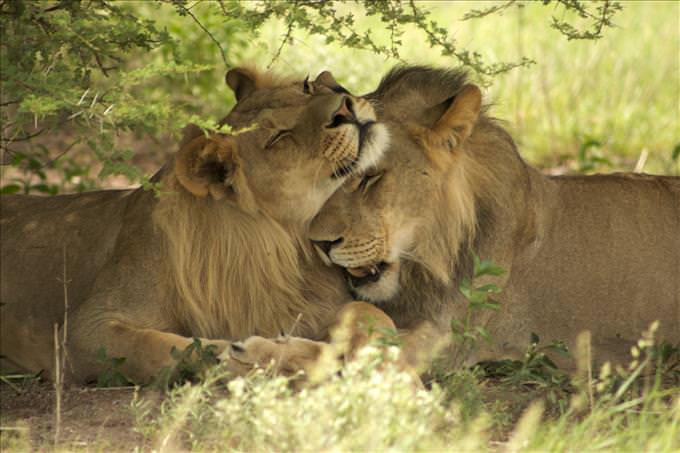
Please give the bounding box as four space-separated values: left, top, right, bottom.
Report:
0 67 389 384
307 65 680 370
230 65 679 376
224 301 423 389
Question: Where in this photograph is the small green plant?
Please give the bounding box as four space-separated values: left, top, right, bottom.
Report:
650 341 680 385
95 346 133 387
450 254 505 364
152 338 220 391
1 147 59 195
134 349 460 452
575 136 611 173
670 143 680 175
477 333 573 412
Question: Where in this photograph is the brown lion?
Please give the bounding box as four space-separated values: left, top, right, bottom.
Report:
0 68 389 384
231 65 679 377
307 65 680 370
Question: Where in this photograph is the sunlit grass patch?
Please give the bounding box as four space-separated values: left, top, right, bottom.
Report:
133 348 476 452
132 331 679 453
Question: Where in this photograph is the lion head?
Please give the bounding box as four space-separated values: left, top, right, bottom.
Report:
309 66 517 312
152 68 390 340
174 67 389 225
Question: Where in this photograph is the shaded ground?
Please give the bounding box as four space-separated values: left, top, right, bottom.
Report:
0 374 532 451
0 379 156 451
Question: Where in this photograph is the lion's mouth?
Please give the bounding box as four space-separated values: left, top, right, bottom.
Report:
332 158 358 179
344 261 390 287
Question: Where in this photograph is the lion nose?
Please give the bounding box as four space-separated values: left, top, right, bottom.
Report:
312 238 343 257
328 97 356 128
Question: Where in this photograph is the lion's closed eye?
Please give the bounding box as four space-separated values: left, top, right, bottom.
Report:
358 171 384 194
265 130 293 149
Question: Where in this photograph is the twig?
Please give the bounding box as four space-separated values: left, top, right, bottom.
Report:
268 17 294 69
586 336 594 412
181 7 227 67
0 128 46 144
79 386 137 392
53 323 62 446
634 148 648 173
54 245 71 447
59 246 71 374
37 139 81 171
286 313 303 337
0 375 23 393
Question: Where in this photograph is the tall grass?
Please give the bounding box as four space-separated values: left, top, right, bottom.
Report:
131 338 680 452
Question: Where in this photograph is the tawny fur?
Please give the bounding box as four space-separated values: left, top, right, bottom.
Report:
309 65 680 371
0 67 389 384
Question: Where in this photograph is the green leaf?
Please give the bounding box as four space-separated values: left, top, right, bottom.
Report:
0 185 21 195
476 326 492 343
96 346 108 362
474 258 505 278
470 300 500 311
530 332 540 345
476 283 502 294
547 340 570 357
450 319 464 335
672 143 680 161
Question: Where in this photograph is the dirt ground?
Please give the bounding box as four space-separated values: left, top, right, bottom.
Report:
0 379 156 451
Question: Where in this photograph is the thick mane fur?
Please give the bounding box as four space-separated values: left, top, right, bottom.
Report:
153 175 322 340
374 66 531 324
371 65 471 114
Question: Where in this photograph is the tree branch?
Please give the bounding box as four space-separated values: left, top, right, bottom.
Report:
268 16 295 69
181 6 228 68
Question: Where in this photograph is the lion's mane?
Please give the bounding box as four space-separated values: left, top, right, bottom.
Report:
153 168 330 341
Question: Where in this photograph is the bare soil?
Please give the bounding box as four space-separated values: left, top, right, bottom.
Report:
0 379 158 451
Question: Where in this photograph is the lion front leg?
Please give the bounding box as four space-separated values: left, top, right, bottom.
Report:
221 302 424 388
66 318 229 385
330 301 424 387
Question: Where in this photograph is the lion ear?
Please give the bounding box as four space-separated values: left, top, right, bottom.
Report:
314 70 347 92
423 84 482 152
174 133 241 201
435 84 482 149
226 67 257 101
178 123 204 148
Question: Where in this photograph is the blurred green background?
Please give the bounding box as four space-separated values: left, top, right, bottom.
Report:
133 0 680 175
1 0 678 193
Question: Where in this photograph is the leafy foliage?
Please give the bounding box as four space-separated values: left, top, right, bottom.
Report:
546 0 623 41
129 331 680 452
95 346 133 387
1 0 624 195
450 254 504 364
134 349 460 451
0 0 219 194
477 333 573 411
152 339 220 391
574 135 612 173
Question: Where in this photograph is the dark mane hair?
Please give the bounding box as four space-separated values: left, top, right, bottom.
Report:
370 65 470 100
365 65 532 325
368 65 501 130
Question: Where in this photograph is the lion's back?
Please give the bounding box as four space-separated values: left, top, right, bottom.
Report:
1 190 133 329
521 173 680 360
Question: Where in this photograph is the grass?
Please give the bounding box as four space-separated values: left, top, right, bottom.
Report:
124 337 679 452
2 323 678 452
